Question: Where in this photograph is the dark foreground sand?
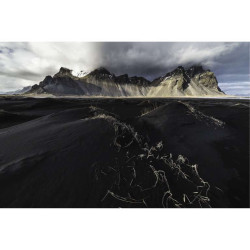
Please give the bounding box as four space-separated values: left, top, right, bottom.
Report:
0 96 249 208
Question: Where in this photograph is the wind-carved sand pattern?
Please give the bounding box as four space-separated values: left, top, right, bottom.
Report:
91 111 211 208
180 101 225 128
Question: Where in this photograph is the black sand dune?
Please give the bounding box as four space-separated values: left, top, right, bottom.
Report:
0 96 249 208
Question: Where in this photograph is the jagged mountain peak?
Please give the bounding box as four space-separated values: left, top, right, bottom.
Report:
53 67 90 79
129 76 151 85
40 75 53 87
186 65 206 77
115 74 150 86
89 67 112 76
165 65 206 78
54 67 73 77
171 66 185 74
115 74 130 83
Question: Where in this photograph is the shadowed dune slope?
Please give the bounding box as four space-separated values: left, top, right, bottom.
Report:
0 97 248 208
0 108 119 207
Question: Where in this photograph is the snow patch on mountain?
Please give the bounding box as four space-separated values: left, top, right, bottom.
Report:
71 70 90 78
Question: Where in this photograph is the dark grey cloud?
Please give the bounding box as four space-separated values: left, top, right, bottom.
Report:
0 42 249 95
96 42 249 82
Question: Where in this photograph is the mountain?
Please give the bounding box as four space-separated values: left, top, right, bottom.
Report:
148 66 224 97
1 86 32 95
82 67 151 96
25 65 225 97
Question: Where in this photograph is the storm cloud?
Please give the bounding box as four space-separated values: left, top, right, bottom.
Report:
0 42 249 95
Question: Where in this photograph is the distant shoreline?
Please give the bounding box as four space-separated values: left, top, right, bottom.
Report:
0 94 249 100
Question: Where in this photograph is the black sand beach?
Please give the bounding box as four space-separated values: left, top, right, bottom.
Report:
0 96 249 208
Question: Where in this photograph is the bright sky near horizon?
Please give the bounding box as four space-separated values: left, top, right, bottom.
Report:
0 42 249 96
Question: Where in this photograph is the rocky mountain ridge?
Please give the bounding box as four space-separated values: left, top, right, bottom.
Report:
25 65 225 97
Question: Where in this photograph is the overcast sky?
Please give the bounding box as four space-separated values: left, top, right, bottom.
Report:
0 42 249 95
